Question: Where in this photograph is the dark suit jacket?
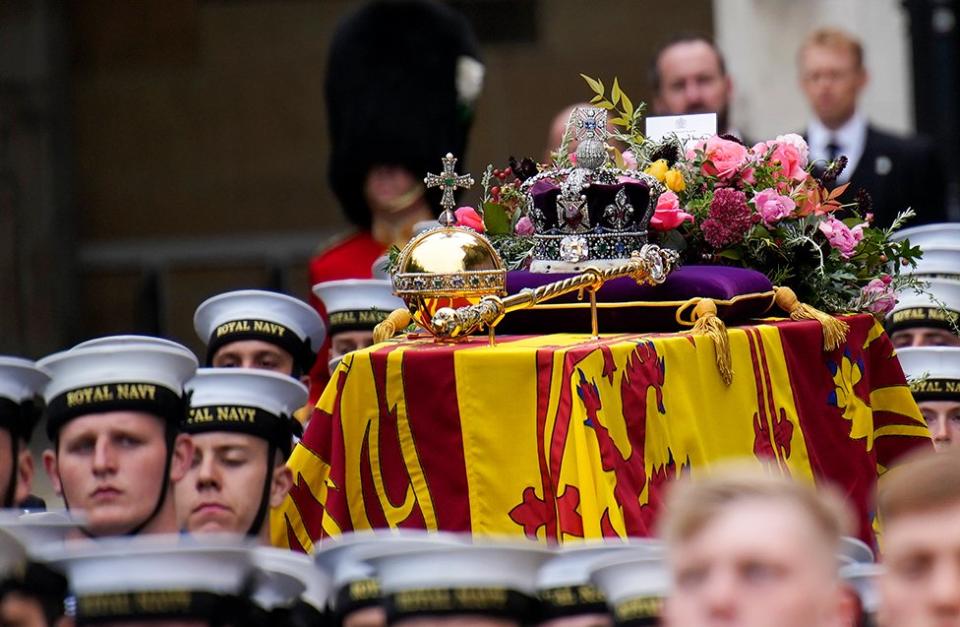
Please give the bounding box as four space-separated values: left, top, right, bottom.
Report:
807 125 947 229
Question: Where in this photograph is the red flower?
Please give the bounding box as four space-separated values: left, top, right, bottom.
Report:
454 206 485 232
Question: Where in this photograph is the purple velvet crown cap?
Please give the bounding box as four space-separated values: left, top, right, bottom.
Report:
496 265 775 334
529 178 652 233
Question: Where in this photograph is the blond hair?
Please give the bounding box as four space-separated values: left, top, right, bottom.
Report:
660 465 854 550
800 27 864 69
878 448 960 524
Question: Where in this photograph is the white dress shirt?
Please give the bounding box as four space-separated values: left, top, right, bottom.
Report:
806 112 868 184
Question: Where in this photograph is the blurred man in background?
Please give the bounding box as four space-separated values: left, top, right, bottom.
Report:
798 27 946 228
649 33 744 140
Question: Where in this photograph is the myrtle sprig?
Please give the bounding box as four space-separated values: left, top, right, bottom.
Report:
580 74 647 159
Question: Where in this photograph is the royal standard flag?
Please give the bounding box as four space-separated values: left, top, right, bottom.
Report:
273 314 930 551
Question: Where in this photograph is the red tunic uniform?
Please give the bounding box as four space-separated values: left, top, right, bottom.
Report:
306 231 387 404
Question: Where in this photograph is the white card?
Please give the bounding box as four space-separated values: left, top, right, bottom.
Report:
645 113 717 142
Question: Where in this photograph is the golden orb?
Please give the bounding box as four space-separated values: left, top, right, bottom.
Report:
392 225 506 338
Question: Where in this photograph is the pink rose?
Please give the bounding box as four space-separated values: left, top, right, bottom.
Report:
454 206 485 232
818 217 867 258
861 277 897 315
752 188 796 226
650 191 694 231
621 150 638 170
769 142 808 181
775 133 809 164
514 215 535 236
697 136 749 180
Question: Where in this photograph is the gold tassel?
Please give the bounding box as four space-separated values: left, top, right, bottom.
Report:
372 308 413 344
773 286 849 351
691 298 734 385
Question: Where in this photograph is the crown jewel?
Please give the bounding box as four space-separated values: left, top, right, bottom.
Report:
521 106 665 272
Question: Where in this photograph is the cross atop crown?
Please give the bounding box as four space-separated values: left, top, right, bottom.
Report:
572 107 608 143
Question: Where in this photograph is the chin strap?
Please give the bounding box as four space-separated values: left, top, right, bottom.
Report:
246 414 299 537
124 426 177 536
3 436 19 508
246 442 277 537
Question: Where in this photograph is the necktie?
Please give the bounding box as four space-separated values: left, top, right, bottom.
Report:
826 138 841 163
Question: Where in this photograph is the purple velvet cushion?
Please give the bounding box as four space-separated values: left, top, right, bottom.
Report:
497 265 774 334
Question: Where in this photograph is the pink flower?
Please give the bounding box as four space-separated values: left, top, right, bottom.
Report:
702 188 752 248
752 188 796 226
691 136 749 181
818 217 867 259
752 135 809 182
775 133 809 164
621 150 638 170
861 277 897 315
514 215 535 236
454 206 485 232
649 191 694 231
769 142 808 181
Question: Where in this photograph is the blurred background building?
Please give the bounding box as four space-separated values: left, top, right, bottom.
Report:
1 0 956 362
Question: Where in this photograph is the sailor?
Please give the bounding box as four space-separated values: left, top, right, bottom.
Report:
898 347 960 451
194 289 325 384
876 449 960 624
174 368 306 542
892 223 960 283
0 357 49 510
887 278 960 348
312 279 406 373
314 531 462 627
538 541 661 627
0 511 78 627
588 553 669 627
360 535 550 627
253 547 331 627
659 468 856 626
38 537 257 627
38 339 197 537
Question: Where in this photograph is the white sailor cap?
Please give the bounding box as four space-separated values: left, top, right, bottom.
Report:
312 279 405 335
39 537 256 625
371 255 392 280
37 342 197 440
0 356 49 441
313 530 462 614
537 540 663 620
840 562 883 615
907 246 960 280
892 223 960 249
888 278 960 332
360 537 552 623
252 547 330 612
589 555 670 626
0 527 27 579
0 511 84 556
183 368 307 456
839 536 875 565
313 532 385 613
193 289 325 373
73 334 189 351
898 346 960 400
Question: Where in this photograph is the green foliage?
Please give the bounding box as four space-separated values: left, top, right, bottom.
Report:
482 202 513 235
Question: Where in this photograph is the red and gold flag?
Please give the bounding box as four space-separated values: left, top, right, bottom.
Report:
273 314 929 551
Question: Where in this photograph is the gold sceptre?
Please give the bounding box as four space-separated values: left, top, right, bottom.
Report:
428 244 679 341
